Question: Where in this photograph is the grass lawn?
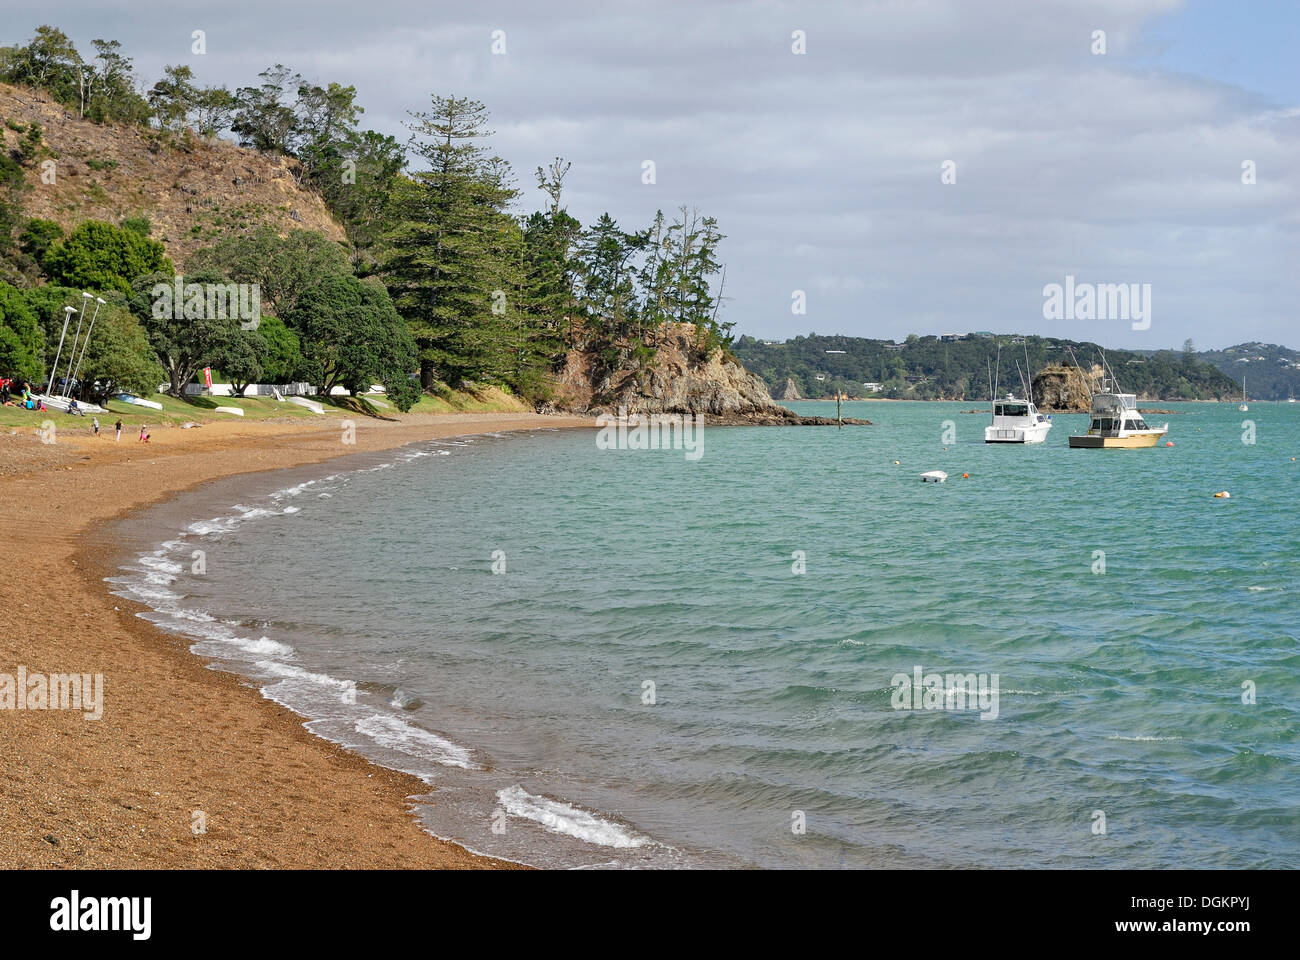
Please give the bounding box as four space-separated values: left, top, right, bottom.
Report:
0 385 529 432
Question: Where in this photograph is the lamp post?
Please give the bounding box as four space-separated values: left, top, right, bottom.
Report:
61 292 93 397
69 295 106 398
47 305 78 397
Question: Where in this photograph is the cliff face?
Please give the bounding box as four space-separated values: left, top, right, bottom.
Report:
0 82 346 267
553 323 867 425
1031 364 1100 411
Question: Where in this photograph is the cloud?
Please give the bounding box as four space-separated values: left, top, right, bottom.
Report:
18 0 1297 348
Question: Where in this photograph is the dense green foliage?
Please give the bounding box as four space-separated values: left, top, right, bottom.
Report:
284 274 416 400
41 220 173 295
1193 342 1300 402
734 333 1242 401
0 281 42 381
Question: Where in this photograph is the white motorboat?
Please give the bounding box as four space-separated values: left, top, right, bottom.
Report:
985 393 1052 444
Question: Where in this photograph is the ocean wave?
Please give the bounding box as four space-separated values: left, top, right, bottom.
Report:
355 714 478 770
496 785 650 848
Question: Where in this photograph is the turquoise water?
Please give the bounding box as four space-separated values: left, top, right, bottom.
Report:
113 402 1300 868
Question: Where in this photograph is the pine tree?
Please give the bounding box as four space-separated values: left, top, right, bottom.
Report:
382 96 520 386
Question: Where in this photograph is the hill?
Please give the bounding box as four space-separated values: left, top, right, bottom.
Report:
0 81 345 268
1191 342 1300 402
733 332 1242 402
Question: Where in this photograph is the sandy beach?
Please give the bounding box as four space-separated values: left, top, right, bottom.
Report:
0 411 591 868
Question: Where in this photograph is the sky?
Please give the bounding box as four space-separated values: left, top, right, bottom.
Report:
4 0 1296 350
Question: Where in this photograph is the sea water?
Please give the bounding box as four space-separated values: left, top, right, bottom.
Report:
109 402 1300 868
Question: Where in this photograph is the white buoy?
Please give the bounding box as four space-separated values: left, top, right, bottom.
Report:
920 470 948 483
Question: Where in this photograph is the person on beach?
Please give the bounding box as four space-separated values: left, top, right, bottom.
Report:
114 419 123 441
138 423 150 443
93 416 100 436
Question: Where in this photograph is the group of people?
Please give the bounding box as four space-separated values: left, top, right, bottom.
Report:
1 380 47 411
2 376 150 442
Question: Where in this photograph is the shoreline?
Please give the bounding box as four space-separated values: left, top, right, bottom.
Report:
0 411 592 868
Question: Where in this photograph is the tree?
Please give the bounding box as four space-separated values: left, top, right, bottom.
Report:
285 274 415 399
148 64 197 133
574 213 646 361
193 85 236 140
19 219 64 264
129 270 244 397
294 81 362 180
231 64 301 153
0 282 43 382
188 227 350 316
75 300 163 401
42 220 174 295
382 95 521 386
253 314 304 384
221 328 266 396
1 26 83 108
85 38 149 123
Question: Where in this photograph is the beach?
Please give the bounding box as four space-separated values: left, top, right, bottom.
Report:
0 411 590 868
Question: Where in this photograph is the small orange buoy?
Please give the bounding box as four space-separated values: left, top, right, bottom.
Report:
1165 441 1174 446
962 473 969 478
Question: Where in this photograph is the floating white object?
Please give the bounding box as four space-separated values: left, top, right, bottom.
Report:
920 470 948 483
1213 491 1230 499
214 405 245 417
287 396 324 414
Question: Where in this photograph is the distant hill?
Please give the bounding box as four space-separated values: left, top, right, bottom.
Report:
1187 343 1300 402
0 81 345 268
733 332 1242 402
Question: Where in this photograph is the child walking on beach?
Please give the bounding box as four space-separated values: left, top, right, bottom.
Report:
93 417 100 436
114 419 123 441
138 423 150 443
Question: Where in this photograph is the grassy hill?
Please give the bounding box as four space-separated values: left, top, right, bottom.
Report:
1191 342 1300 402
734 332 1241 402
0 81 345 269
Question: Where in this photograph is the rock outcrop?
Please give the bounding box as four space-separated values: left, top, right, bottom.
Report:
1031 364 1100 412
553 324 868 425
772 376 802 401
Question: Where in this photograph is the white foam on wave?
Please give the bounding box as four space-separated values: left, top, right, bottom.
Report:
496 785 651 849
255 659 352 690
1107 734 1182 741
1247 586 1280 593
355 714 478 770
